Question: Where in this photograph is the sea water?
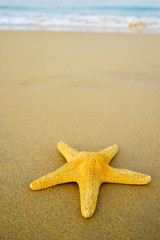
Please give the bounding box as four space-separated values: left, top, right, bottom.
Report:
0 0 160 33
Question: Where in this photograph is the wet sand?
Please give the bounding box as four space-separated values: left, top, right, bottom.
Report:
0 31 160 240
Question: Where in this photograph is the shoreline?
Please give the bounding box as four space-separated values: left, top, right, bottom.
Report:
0 28 160 35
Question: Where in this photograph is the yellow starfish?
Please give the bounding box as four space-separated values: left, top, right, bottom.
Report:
30 141 151 218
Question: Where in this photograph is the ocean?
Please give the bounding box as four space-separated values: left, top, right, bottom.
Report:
0 0 160 33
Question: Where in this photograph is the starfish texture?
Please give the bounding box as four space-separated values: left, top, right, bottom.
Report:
30 142 151 218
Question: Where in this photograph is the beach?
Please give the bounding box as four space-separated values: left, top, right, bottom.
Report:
0 31 160 240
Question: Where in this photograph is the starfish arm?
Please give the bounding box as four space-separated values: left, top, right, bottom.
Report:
105 167 151 185
30 162 76 190
57 141 79 162
78 176 101 218
98 144 118 163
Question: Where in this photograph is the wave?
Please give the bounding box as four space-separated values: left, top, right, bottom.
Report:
1 5 160 12
0 6 160 33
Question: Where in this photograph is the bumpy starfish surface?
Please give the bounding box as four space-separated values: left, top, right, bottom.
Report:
30 142 151 218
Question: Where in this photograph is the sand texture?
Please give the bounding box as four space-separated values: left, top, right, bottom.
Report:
0 31 160 240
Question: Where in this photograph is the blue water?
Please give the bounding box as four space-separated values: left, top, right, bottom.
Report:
0 0 160 33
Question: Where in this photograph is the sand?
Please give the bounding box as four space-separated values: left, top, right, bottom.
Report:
0 31 160 240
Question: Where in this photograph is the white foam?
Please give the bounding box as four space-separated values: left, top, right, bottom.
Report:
0 10 160 33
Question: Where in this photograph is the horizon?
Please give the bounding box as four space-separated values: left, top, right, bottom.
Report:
1 0 160 7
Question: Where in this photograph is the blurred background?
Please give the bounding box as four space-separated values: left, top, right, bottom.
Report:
0 0 160 33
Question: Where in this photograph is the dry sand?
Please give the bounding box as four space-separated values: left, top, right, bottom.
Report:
0 31 160 240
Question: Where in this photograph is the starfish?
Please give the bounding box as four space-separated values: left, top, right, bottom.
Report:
30 141 151 218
